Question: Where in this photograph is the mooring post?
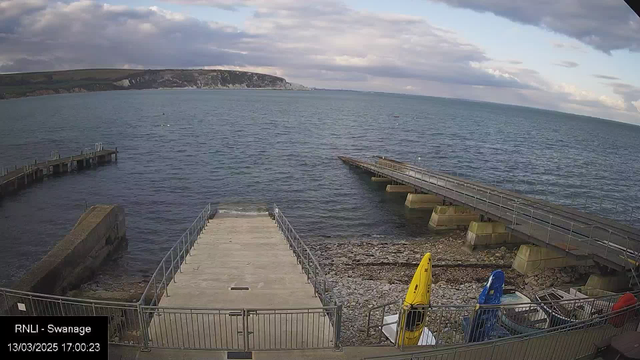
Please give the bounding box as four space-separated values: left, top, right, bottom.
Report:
115 147 118 162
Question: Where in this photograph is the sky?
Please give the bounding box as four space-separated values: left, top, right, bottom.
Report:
1 0 640 124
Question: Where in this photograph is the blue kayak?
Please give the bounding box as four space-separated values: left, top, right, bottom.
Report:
466 270 505 342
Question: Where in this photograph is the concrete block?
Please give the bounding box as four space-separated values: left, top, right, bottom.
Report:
405 193 442 209
386 185 414 193
371 177 393 183
15 205 127 295
466 221 523 249
585 273 629 292
512 244 594 275
428 206 480 230
569 286 614 298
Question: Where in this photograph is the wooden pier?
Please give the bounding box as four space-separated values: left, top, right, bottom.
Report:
0 145 117 199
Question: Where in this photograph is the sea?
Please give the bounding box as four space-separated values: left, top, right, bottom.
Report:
1 89 639 287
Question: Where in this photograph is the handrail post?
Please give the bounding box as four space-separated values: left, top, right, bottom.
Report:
334 305 342 350
171 250 176 282
138 301 150 350
163 262 169 297
183 236 187 264
243 309 249 352
178 240 183 273
486 189 489 211
529 209 533 235
153 276 157 304
567 222 574 251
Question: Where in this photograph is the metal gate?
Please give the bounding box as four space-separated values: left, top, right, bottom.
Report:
141 305 341 350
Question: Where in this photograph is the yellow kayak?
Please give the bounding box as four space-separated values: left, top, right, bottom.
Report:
397 253 432 346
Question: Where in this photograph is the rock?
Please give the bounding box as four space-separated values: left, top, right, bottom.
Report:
306 233 599 346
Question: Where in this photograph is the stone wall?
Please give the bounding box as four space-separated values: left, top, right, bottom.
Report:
14 205 126 295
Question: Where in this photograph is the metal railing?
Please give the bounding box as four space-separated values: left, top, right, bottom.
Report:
364 302 640 360
273 204 336 308
366 290 634 350
434 166 639 228
0 287 143 346
139 203 214 306
348 157 640 270
0 287 341 351
142 305 340 350
1 203 343 351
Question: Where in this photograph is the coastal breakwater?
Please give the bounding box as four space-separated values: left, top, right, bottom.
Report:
0 144 117 199
13 204 126 295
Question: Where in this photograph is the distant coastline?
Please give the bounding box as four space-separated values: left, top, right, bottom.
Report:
0 68 309 100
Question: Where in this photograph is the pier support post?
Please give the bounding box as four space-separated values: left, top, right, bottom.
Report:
371 177 393 183
405 193 442 209
512 244 593 275
465 221 525 250
584 273 629 292
385 185 414 193
428 206 480 230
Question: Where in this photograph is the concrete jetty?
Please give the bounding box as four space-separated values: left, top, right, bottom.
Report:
147 211 334 350
340 155 640 270
158 213 322 308
0 144 117 199
13 204 126 295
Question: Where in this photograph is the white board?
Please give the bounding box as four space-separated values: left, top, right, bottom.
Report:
381 314 436 346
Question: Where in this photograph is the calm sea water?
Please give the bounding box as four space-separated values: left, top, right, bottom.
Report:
1 89 639 287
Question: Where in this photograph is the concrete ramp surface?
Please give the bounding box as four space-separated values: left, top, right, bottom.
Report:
148 212 334 350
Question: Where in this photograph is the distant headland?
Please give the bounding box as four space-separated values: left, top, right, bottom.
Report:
0 68 309 99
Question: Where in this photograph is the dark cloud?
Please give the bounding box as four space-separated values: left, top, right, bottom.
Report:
593 74 620 80
0 0 534 91
554 61 579 68
0 57 66 73
1 0 638 123
0 1 252 71
0 0 47 33
431 0 640 54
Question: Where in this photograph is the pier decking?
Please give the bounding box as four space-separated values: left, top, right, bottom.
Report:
0 146 117 198
145 211 335 350
159 213 321 308
340 156 640 271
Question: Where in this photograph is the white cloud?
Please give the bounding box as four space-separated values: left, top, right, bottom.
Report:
0 0 638 123
553 83 625 110
469 61 523 83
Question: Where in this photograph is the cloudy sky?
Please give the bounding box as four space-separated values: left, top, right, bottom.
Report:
2 0 640 124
